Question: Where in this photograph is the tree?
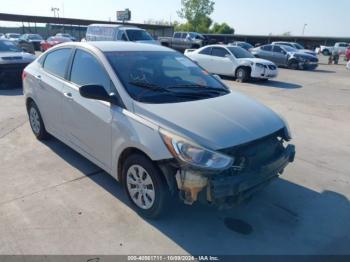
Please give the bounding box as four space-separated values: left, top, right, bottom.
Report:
177 0 215 32
210 22 234 34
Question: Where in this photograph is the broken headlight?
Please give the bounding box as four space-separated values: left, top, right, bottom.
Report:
160 129 234 171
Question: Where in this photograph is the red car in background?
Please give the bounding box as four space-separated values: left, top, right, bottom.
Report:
40 36 71 52
346 46 350 61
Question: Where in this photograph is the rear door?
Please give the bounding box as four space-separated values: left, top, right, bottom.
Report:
61 48 113 170
36 48 73 136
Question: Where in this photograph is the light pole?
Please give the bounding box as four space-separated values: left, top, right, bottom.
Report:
51 7 60 18
302 23 308 35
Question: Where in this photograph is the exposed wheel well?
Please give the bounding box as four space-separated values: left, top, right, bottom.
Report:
235 66 251 77
26 97 35 112
117 147 153 182
117 147 176 193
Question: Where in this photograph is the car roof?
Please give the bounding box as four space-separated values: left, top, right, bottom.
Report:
88 24 139 30
58 41 174 52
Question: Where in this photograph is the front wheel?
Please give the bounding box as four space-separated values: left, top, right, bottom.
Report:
28 101 49 140
122 154 169 219
288 60 299 70
236 67 249 82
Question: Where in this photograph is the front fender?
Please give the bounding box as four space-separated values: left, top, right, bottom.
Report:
110 109 172 180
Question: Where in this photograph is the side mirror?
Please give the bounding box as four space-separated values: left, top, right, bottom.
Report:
79 84 121 105
225 54 232 58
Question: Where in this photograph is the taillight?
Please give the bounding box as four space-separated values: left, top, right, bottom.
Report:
22 71 27 81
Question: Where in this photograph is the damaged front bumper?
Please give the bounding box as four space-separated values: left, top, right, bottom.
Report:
164 137 295 208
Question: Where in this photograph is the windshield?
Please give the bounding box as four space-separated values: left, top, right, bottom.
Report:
0 40 21 52
28 34 43 40
125 30 153 41
227 47 255 58
294 43 304 49
105 51 229 104
238 43 253 50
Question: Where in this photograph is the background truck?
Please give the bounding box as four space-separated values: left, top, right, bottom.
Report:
159 32 209 52
320 42 349 56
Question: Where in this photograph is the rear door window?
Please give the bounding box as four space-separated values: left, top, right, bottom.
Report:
261 45 272 52
211 47 229 57
199 47 212 55
43 48 72 78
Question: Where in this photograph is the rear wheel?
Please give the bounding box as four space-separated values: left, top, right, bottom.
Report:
236 67 249 82
322 49 330 56
122 154 169 219
28 101 49 140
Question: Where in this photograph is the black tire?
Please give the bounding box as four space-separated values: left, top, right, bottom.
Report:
322 49 330 56
288 60 299 70
122 154 169 219
28 101 49 140
236 67 249 82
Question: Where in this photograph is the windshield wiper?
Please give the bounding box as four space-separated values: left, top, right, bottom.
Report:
167 84 228 94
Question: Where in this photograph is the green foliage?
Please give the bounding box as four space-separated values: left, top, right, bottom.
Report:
175 0 234 34
210 22 234 34
177 0 215 32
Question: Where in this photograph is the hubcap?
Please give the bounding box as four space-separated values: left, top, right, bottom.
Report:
238 70 244 78
29 107 40 134
126 165 155 210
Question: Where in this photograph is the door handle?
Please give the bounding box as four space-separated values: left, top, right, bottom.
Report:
63 92 73 100
34 74 42 80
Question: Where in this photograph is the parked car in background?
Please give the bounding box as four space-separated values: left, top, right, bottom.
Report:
86 24 158 45
272 41 317 57
320 42 349 56
229 41 254 51
23 41 295 218
19 34 44 51
251 44 318 70
55 33 77 41
185 45 278 82
5 33 21 42
159 32 208 52
40 36 72 52
345 46 350 61
0 39 36 88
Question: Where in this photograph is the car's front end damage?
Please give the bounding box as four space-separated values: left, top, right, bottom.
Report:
158 128 295 208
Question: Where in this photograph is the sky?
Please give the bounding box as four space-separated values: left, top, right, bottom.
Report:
0 0 348 37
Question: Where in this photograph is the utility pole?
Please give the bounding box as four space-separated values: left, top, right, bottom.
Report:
302 23 308 35
51 7 60 18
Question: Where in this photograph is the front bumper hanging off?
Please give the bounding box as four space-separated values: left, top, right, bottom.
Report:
209 144 295 206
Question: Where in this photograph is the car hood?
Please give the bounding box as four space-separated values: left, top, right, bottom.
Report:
0 51 36 64
300 49 317 56
135 40 160 45
237 57 275 65
133 91 285 150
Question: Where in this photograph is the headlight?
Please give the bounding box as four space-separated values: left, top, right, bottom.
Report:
295 55 306 62
159 129 234 171
279 115 292 141
255 63 265 68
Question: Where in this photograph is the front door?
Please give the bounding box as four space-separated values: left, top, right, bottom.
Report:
61 49 113 170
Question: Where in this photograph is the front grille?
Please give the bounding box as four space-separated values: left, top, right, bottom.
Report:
1 56 23 61
268 65 277 70
219 129 285 174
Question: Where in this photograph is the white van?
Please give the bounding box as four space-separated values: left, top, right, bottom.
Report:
86 24 158 45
